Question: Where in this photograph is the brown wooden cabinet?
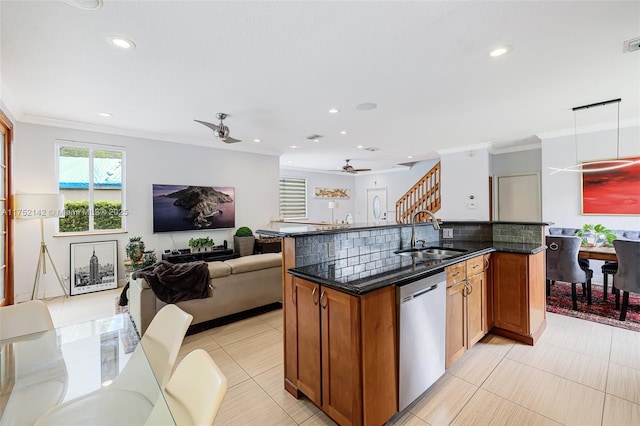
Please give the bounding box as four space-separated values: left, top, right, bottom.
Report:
285 274 397 426
492 251 546 345
445 255 489 368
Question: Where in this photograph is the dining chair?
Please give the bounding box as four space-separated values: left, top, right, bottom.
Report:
601 261 618 301
546 236 593 310
145 349 228 426
1 301 68 426
34 304 193 425
612 239 640 321
0 300 54 339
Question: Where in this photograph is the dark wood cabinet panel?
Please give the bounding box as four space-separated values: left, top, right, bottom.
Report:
493 252 529 335
294 277 322 405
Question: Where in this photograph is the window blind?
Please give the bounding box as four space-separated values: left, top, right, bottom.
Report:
279 177 307 219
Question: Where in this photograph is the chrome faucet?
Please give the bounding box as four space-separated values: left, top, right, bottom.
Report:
411 209 440 249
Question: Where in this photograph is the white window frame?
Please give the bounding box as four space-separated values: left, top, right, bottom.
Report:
279 177 308 220
55 140 127 235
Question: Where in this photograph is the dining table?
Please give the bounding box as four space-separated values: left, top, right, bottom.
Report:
0 313 175 425
578 245 617 262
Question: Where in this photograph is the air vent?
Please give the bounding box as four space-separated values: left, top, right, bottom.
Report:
623 37 640 53
305 134 323 140
363 147 379 152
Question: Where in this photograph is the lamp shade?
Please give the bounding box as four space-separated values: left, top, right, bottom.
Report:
14 194 65 220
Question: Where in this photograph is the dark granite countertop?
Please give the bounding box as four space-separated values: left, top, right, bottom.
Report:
287 240 546 295
257 220 551 238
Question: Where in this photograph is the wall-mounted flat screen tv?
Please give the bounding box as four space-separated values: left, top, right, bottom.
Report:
152 184 235 232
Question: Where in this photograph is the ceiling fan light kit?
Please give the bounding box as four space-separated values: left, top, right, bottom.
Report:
194 112 242 144
339 159 371 174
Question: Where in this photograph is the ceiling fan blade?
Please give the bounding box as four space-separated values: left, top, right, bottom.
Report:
354 168 372 172
194 119 220 132
222 136 242 144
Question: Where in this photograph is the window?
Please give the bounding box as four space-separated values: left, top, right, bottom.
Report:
56 141 126 234
279 177 307 219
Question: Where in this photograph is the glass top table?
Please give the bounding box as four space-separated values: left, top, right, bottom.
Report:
0 313 174 425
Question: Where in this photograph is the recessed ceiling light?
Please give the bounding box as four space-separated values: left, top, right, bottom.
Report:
356 103 377 111
357 145 364 149
313 139 320 143
287 160 293 164
107 36 136 50
290 145 298 149
340 130 347 135
63 0 102 10
97 112 112 117
408 155 413 159
489 46 511 57
253 139 261 143
328 108 340 114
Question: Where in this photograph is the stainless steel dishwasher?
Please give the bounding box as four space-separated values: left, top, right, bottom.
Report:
397 271 446 411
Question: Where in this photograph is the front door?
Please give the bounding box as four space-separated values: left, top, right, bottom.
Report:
367 188 387 224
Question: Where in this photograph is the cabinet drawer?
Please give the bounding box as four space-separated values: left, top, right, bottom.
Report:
446 262 466 286
466 256 484 277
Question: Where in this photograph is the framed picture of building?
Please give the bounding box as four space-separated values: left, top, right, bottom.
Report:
70 240 118 296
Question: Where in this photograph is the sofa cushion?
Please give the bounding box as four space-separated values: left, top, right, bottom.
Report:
208 262 232 278
225 253 282 274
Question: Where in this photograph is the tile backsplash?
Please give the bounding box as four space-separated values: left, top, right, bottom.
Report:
294 225 439 268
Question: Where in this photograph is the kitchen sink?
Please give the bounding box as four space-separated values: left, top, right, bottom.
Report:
395 247 468 260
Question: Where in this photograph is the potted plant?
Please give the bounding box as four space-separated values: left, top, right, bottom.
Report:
234 226 255 257
188 236 215 253
126 236 157 270
125 236 145 268
575 224 617 247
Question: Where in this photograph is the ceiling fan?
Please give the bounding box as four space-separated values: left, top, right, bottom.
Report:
194 113 241 144
337 159 371 174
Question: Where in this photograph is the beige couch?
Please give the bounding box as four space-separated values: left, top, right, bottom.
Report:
129 253 282 335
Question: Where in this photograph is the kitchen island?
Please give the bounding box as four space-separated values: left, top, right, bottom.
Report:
258 220 548 426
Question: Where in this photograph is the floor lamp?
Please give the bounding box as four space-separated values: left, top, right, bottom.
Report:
15 194 68 300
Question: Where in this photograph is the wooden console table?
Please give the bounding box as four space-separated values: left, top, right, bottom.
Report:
161 248 237 264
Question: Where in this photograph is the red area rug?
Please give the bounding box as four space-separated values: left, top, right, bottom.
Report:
547 281 640 332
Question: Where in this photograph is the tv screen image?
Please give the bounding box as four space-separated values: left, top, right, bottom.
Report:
152 184 235 232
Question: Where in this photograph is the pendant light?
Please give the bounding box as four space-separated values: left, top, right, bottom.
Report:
548 98 639 174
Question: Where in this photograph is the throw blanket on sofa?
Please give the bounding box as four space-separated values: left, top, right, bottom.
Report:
132 260 210 304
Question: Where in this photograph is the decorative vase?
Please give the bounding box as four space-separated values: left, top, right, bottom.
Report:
582 230 606 247
234 235 255 257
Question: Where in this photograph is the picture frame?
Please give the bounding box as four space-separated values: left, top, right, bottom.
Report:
581 157 640 215
313 187 351 199
70 240 118 296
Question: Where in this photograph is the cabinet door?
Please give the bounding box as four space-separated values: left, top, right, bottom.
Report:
294 277 322 405
483 254 494 331
467 274 484 347
493 253 529 335
321 286 362 426
445 281 467 369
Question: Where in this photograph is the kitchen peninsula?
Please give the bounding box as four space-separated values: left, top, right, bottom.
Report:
258 220 548 426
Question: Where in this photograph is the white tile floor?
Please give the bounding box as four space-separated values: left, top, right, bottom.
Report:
46 289 640 425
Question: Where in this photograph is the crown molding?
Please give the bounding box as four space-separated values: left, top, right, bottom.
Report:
536 117 640 140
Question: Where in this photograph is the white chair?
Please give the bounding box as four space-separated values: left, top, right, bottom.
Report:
1 301 67 426
34 305 193 425
0 300 54 339
145 349 228 426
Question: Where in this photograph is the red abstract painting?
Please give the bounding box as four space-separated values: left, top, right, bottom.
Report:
582 157 640 215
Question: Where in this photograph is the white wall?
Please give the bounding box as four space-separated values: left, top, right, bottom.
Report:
541 125 640 229
13 122 279 301
353 160 440 223
280 169 355 223
492 148 542 176
439 148 490 220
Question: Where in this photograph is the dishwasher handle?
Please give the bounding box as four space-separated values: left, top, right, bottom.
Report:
401 283 438 303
